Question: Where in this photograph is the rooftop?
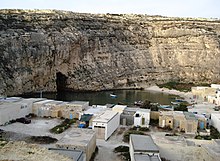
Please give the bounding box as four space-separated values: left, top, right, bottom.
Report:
202 144 220 158
56 128 95 147
92 110 118 123
68 101 89 106
184 112 196 120
112 105 127 110
136 108 151 113
130 134 159 153
49 148 83 161
134 154 161 161
44 100 64 106
33 99 55 105
84 106 107 116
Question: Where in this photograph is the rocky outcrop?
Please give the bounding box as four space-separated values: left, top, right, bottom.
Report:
0 9 220 95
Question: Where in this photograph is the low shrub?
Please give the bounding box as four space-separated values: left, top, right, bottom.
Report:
123 130 145 143
50 118 76 134
114 146 130 161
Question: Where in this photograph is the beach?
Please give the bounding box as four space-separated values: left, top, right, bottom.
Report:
146 85 196 104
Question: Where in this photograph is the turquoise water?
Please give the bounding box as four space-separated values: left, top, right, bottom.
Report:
22 90 176 106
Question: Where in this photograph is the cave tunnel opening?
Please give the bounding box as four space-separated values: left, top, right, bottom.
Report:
56 72 68 91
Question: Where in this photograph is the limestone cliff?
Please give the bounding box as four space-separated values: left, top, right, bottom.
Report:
0 9 220 95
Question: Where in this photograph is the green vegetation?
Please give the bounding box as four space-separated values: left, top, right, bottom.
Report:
129 126 150 132
0 130 7 147
140 100 158 111
50 118 76 134
195 126 220 140
114 146 130 161
157 81 210 92
195 135 212 140
174 103 188 111
210 126 220 139
123 130 146 143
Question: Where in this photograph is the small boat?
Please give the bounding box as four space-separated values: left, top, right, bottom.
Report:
134 101 143 106
171 101 180 105
110 94 117 98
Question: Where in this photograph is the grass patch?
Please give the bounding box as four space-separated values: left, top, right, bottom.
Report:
114 146 130 161
50 118 76 134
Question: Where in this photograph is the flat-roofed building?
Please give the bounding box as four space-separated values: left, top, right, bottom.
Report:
56 128 96 161
129 134 161 161
211 113 220 133
134 155 161 161
32 99 54 116
112 105 127 114
0 97 44 125
134 109 151 128
184 112 198 134
159 111 198 134
92 110 119 140
32 100 89 119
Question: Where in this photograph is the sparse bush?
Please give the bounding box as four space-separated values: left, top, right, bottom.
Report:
123 130 145 143
114 146 129 153
50 118 75 134
174 103 188 111
114 146 130 161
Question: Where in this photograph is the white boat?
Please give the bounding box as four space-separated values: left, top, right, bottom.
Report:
171 101 180 105
110 94 117 98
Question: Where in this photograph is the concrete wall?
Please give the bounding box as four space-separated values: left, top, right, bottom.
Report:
129 135 135 161
106 113 120 140
120 114 133 126
159 115 173 128
185 120 198 134
150 111 160 120
86 133 96 161
211 113 220 132
134 110 150 127
0 100 33 125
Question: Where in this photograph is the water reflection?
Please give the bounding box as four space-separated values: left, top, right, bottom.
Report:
22 90 176 106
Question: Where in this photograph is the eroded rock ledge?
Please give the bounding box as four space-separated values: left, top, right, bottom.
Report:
0 9 220 95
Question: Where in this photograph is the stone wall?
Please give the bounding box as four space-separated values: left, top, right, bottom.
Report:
0 9 220 95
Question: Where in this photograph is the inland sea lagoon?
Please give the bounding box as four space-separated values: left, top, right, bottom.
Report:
21 90 178 106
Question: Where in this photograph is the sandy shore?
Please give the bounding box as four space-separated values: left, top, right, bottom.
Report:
146 85 195 103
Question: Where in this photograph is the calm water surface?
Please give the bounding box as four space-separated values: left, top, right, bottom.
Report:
22 90 177 106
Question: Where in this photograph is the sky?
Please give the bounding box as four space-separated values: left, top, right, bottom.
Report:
0 0 220 18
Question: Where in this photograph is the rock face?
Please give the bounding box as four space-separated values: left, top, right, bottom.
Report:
0 9 220 95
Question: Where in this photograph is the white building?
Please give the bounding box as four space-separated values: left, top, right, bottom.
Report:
0 97 43 125
134 109 150 128
211 113 220 132
129 134 161 161
92 110 120 140
211 84 220 89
